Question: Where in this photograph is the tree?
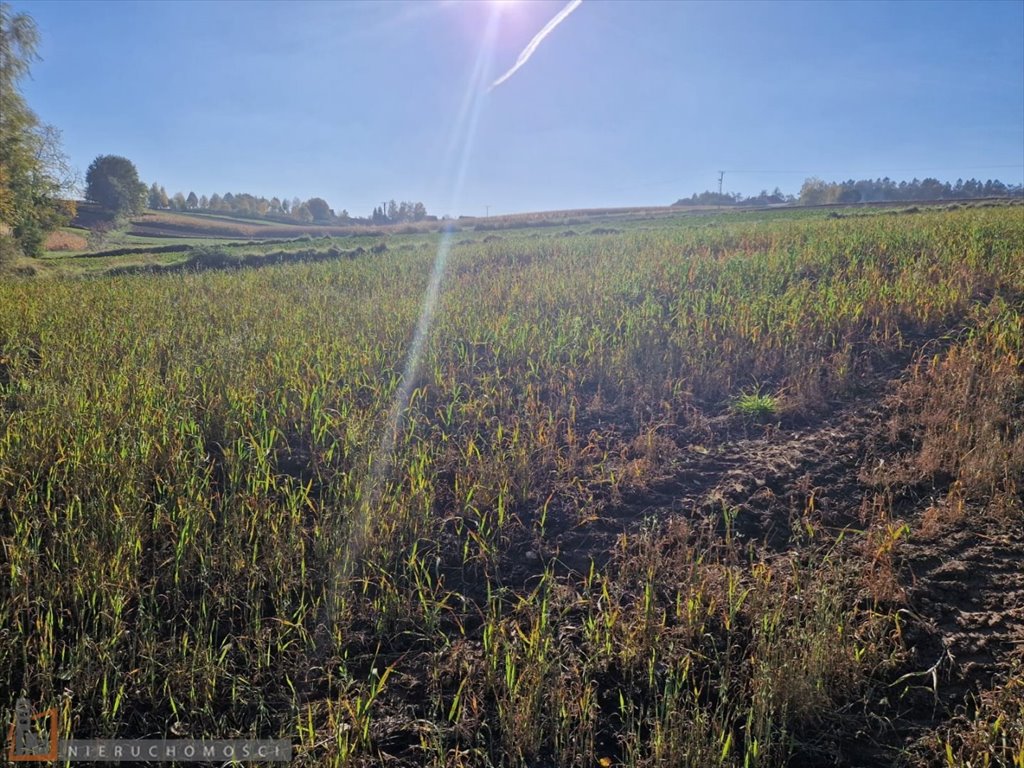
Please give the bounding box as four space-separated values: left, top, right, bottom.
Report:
171 192 186 211
148 182 168 209
798 177 829 205
85 155 146 215
0 6 76 259
186 191 198 210
306 197 333 223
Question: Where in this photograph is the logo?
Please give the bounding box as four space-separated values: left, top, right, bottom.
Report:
7 698 58 762
6 699 291 763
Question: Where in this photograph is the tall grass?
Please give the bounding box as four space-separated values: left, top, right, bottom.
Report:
0 207 1021 765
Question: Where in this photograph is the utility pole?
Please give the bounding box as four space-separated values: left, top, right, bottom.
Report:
718 171 724 197
485 205 490 218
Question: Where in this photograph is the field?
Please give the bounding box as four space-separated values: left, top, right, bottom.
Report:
1 205 1023 766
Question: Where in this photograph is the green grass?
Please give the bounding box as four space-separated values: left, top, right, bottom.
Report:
1 205 1021 766
733 387 780 418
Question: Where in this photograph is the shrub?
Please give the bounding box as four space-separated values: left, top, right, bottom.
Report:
186 245 234 270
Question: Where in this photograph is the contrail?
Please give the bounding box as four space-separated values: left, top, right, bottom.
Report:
490 0 582 91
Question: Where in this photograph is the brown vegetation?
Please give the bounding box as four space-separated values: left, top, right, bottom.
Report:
43 228 88 251
1 206 1021 766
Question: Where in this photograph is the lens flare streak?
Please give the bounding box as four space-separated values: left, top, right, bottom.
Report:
327 9 502 612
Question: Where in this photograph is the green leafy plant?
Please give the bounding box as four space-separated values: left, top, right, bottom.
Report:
734 386 780 418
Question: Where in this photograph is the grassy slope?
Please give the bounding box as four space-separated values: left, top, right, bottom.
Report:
51 198 1016 261
1 205 1022 766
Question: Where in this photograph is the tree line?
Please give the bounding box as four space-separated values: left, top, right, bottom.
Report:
145 185 347 224
675 177 1024 208
81 164 433 227
674 188 790 207
796 176 1023 205
144 184 430 226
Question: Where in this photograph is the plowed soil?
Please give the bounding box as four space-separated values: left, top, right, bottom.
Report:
515 356 1023 766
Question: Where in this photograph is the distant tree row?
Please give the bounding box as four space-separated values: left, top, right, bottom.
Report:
797 177 1023 205
146 186 348 224
146 186 431 226
370 200 428 224
675 177 1023 208
673 188 791 207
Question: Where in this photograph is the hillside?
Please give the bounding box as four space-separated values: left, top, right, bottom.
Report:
2 204 1022 766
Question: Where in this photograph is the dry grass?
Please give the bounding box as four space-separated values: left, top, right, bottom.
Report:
129 211 430 240
879 298 1024 525
917 661 1024 767
42 228 89 251
0 206 1021 766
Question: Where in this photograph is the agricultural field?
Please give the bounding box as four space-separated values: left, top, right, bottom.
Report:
69 205 435 247
1 205 1022 766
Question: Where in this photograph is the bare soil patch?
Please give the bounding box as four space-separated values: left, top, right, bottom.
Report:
495 353 1024 766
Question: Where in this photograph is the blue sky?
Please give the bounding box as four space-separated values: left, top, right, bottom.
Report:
15 0 1024 217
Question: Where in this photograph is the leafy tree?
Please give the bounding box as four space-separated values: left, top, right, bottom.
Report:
0 6 76 259
199 194 208 209
798 178 828 205
148 182 168 209
186 191 198 210
85 155 146 215
171 192 186 210
306 197 333 223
